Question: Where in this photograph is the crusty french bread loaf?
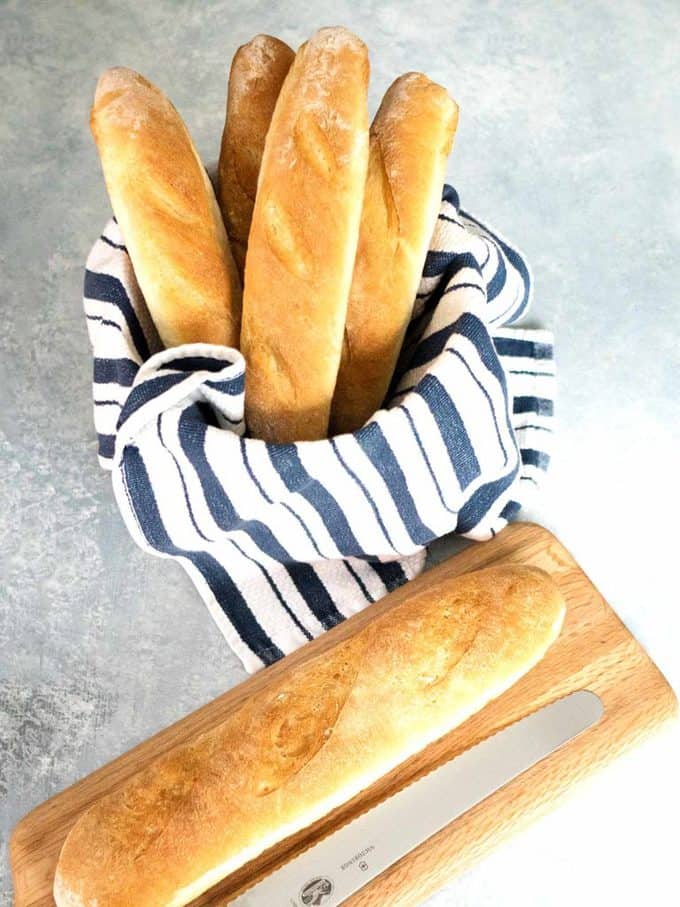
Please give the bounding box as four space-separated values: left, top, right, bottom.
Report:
91 67 242 349
241 27 370 442
218 35 294 280
54 565 565 907
331 73 459 434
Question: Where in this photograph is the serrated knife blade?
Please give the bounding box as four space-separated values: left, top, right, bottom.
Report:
229 690 603 907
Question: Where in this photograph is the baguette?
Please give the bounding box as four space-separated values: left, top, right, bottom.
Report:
241 27 370 442
91 67 241 349
54 565 565 907
218 35 294 280
331 73 459 434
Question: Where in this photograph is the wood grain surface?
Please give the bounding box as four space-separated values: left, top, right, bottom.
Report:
10 522 678 906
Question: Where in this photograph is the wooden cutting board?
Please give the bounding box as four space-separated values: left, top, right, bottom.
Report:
10 522 677 906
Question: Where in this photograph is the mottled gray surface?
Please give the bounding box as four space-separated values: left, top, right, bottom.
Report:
1 1 679 904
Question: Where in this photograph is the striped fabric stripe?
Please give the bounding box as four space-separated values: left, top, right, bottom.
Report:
84 185 555 673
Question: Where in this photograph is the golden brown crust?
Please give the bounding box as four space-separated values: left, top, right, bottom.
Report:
240 27 370 442
54 565 565 907
330 73 459 434
218 35 294 280
91 67 242 349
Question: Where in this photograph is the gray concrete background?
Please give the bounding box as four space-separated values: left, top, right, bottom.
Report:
1 1 678 904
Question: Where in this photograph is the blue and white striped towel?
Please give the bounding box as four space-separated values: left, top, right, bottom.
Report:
85 185 555 673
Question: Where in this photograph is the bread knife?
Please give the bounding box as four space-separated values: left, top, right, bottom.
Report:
229 690 603 906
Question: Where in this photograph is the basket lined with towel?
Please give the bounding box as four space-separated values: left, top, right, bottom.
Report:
85 185 554 673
